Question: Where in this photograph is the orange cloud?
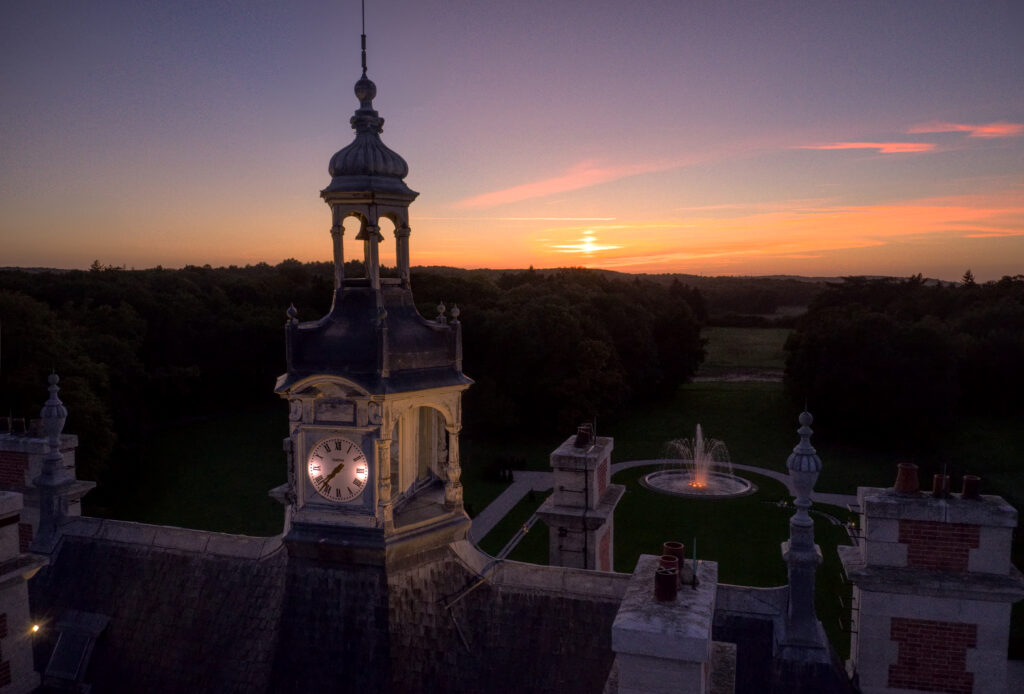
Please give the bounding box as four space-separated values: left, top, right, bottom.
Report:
531 192 1024 272
963 231 1024 238
907 121 1024 138
453 159 677 208
417 216 616 221
798 142 935 154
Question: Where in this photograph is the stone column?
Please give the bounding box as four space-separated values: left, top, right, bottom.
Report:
330 204 345 289
395 225 411 288
360 223 383 290
443 424 463 511
376 438 393 527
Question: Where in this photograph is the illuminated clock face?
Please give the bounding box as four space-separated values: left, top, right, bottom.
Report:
307 436 369 503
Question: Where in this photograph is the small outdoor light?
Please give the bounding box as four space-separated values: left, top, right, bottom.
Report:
31 624 40 634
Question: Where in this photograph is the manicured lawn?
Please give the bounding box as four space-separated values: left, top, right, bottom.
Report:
605 382 798 476
477 492 547 561
89 405 288 536
459 433 563 517
698 326 790 378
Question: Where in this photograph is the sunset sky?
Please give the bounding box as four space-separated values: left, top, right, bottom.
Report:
2 1 1022 280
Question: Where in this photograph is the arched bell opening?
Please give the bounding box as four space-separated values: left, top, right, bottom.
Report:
329 207 412 291
377 210 412 288
389 405 450 504
329 210 372 288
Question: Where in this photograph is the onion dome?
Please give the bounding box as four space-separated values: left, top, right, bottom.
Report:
323 72 414 196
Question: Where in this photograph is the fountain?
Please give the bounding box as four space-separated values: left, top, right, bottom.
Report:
642 424 754 498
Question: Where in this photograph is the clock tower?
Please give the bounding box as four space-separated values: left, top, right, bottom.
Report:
273 45 471 567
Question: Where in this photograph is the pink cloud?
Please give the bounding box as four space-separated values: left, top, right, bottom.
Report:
798 142 935 154
907 121 1024 138
453 159 677 208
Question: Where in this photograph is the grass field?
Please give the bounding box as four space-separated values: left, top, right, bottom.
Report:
477 492 547 560
88 406 288 536
697 326 790 378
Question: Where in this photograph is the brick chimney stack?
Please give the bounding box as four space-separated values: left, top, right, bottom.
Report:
840 472 1024 694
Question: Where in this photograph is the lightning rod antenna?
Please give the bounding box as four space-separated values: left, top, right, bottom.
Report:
360 0 367 75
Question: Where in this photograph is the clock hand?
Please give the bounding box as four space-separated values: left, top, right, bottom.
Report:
322 460 345 485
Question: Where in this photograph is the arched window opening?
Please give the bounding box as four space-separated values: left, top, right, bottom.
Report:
391 406 448 501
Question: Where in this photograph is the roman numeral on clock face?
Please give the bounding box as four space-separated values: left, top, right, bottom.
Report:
308 437 367 503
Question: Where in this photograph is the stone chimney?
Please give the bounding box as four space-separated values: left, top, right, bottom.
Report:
536 424 623 571
840 471 1024 693
611 555 724 694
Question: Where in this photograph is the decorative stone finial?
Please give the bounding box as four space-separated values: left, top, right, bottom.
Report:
436 302 446 323
354 74 376 107
787 410 822 519
286 303 298 321
36 371 74 490
787 410 822 474
450 304 460 323
350 75 384 134
40 372 67 445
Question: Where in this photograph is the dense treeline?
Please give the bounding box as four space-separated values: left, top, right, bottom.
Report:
0 262 705 482
639 273 825 325
419 268 705 434
784 274 1024 452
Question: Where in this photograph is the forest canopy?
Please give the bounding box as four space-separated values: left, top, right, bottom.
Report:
784 274 1024 452
0 262 706 482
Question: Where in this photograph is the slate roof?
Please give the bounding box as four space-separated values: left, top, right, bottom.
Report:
29 522 623 694
30 531 287 693
278 283 471 394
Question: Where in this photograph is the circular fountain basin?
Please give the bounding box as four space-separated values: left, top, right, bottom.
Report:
641 469 756 499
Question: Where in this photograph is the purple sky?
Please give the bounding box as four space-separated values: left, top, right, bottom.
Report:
2 1 1022 279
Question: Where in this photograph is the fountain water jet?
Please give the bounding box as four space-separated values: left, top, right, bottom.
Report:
642 424 754 498
668 424 732 489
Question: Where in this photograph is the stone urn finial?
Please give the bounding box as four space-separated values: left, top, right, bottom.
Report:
40 372 67 447
787 410 822 516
